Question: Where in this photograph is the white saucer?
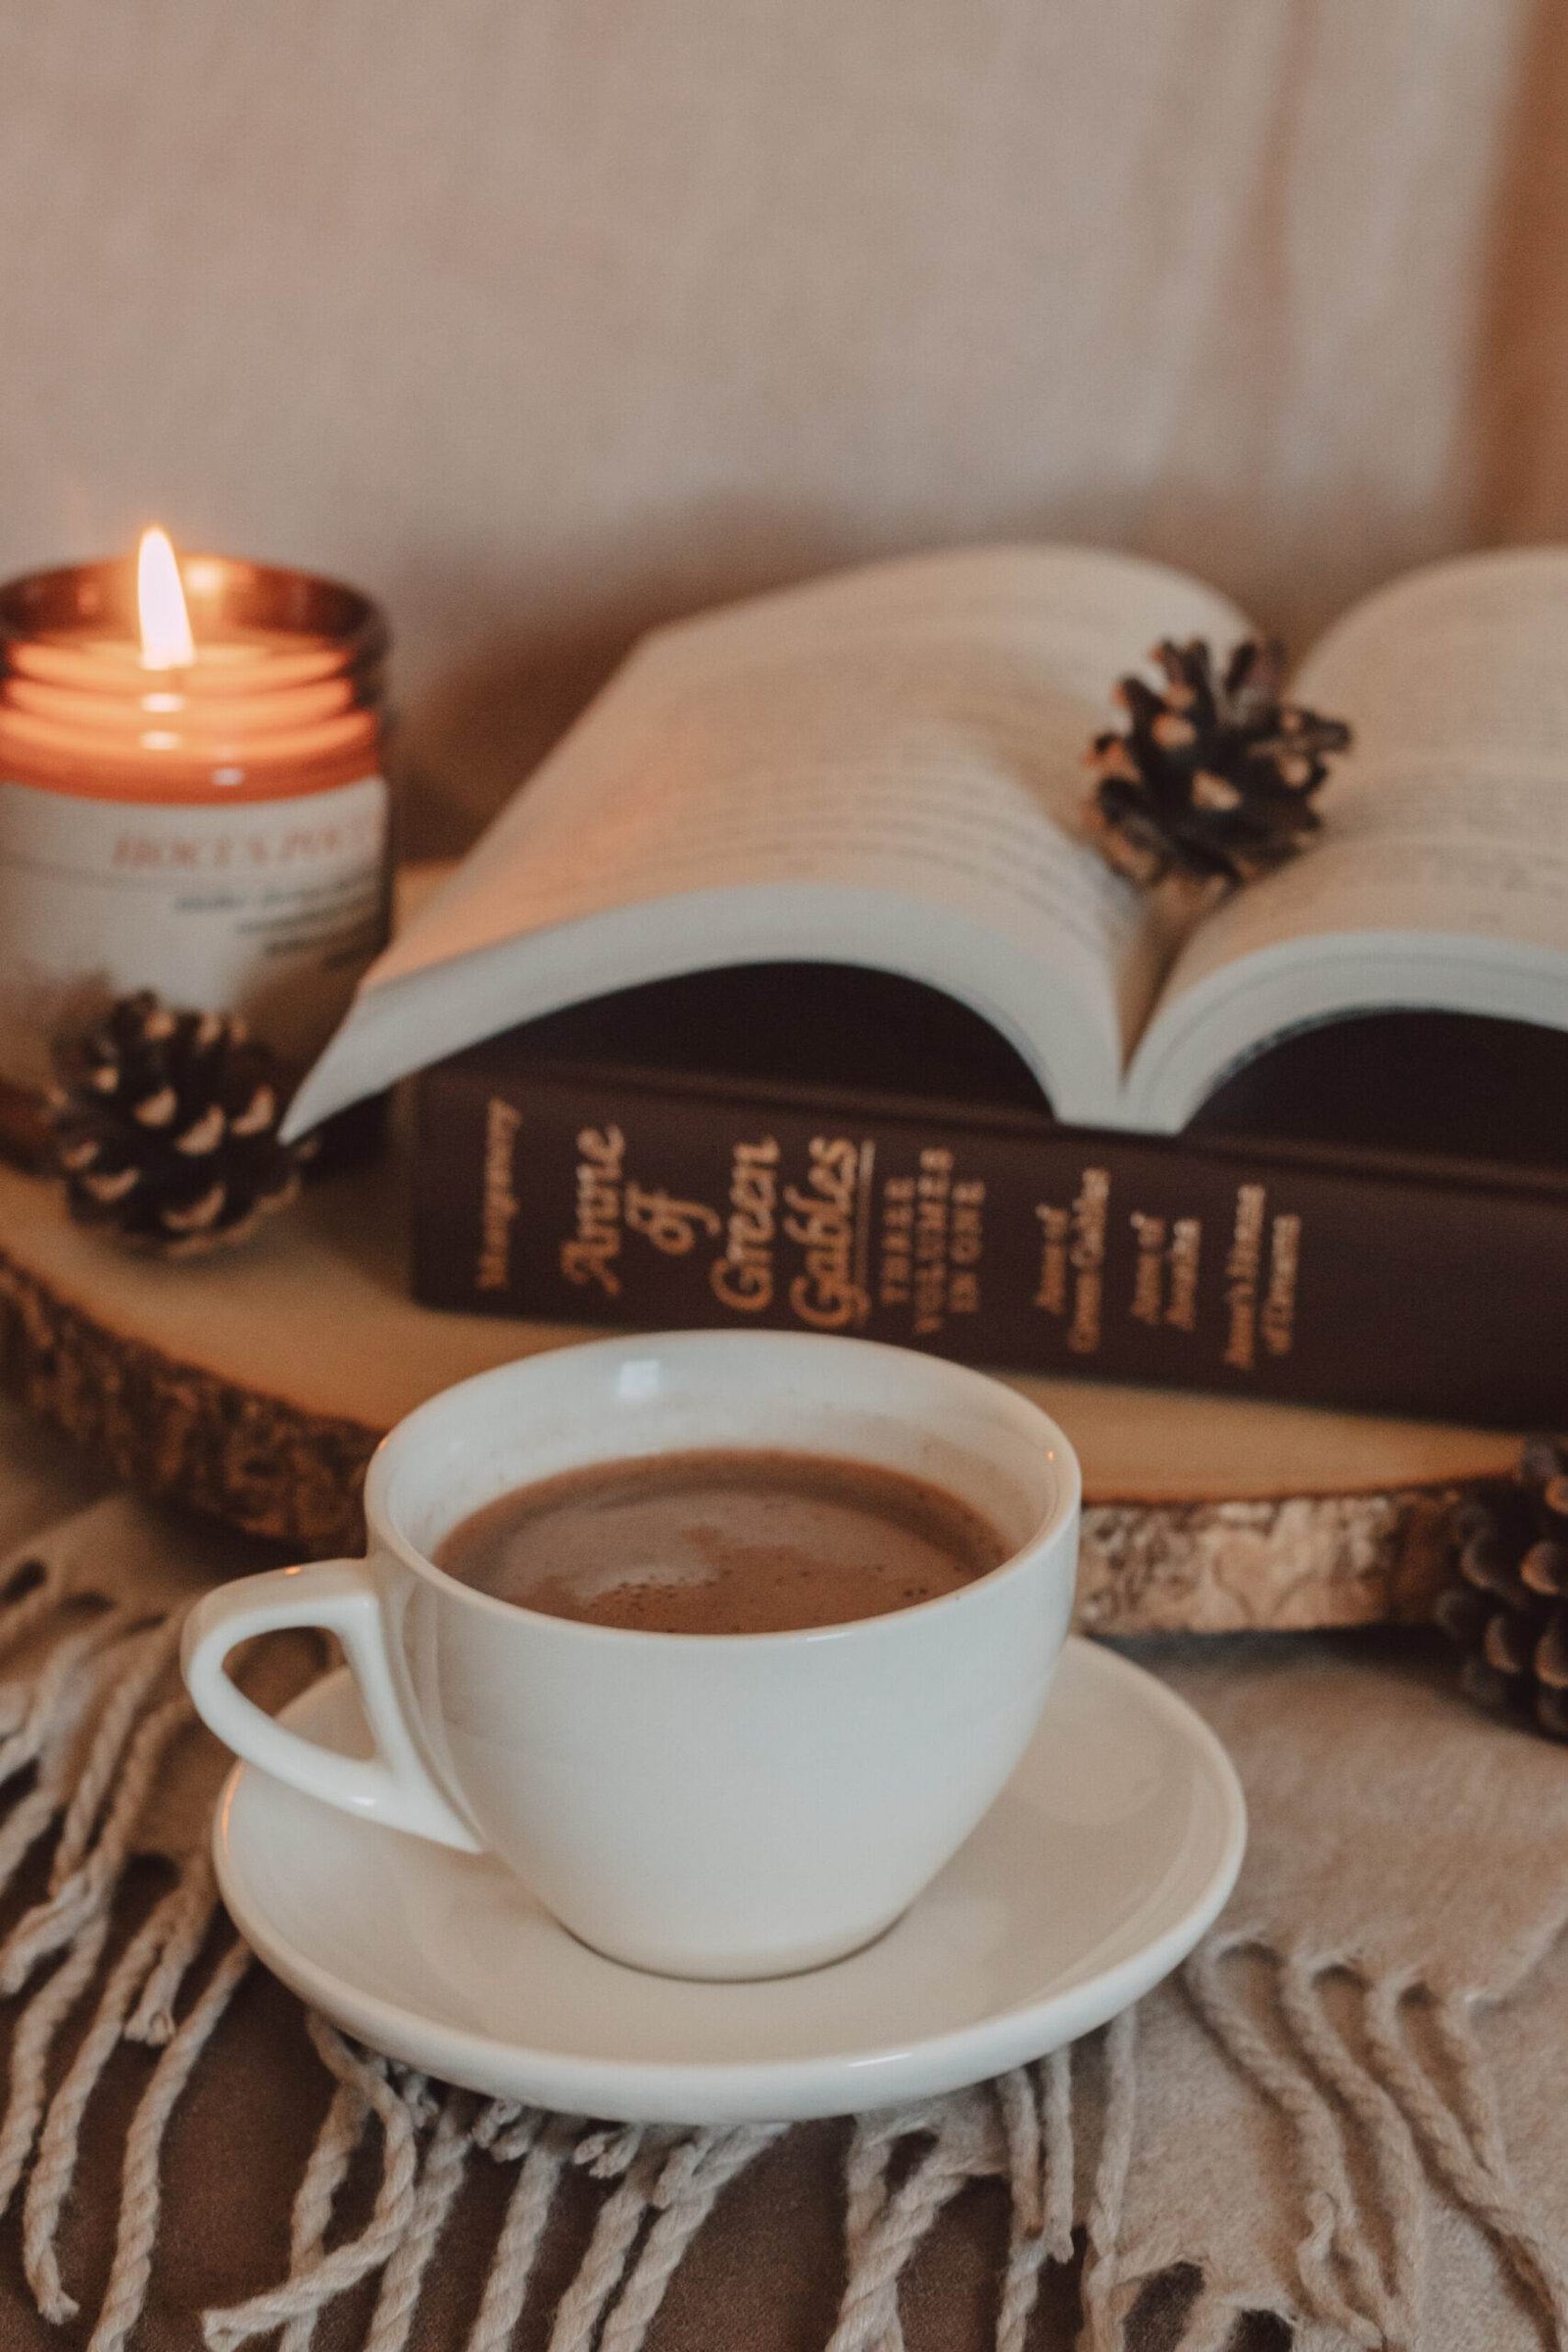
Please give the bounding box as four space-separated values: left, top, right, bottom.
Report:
214 1641 1245 2125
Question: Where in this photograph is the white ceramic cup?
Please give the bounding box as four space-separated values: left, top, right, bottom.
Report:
181 1330 1081 1980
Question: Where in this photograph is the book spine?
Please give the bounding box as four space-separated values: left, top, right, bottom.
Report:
411 1063 1568 1424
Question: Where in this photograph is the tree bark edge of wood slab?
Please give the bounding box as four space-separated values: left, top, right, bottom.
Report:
0 1243 374 1562
0 1230 1476 1634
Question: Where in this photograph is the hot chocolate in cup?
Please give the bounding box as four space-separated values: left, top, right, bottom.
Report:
182 1331 1081 1981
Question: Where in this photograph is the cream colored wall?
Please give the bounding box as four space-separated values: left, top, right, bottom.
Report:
1 2 1564 847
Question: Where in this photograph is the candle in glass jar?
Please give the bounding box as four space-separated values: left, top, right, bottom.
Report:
0 533 391 1100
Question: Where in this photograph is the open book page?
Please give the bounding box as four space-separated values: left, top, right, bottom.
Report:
288 545 1250 1135
1126 548 1568 1130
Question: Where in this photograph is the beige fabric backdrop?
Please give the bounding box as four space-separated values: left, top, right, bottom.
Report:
1 0 1565 847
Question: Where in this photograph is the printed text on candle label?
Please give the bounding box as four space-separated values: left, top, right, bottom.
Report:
0 774 389 1088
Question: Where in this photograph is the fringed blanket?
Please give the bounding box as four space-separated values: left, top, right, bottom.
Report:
0 1399 1564 2352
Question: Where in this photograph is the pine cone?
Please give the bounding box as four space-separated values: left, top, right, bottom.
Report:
1084 639 1351 887
1435 1437 1568 1740
48 993 313 1257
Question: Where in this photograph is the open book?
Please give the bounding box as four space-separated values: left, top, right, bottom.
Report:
285 542 1568 1142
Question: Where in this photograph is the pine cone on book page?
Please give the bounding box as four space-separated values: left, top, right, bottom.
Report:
48 991 316 1257
1084 638 1351 887
1436 1436 1568 1741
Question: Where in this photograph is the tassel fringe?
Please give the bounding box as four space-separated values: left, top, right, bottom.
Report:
1184 1936 1568 2349
0 1535 1555 2351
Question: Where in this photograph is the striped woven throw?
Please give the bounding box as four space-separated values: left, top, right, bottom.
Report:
0 1398 1564 2352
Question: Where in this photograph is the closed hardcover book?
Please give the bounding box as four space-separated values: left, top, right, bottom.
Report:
411 965 1568 1426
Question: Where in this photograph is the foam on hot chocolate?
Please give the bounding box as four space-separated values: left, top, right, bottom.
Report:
435 1446 1007 1636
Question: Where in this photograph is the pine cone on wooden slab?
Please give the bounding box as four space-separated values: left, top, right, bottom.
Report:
1085 638 1351 888
1436 1436 1568 1740
48 993 313 1257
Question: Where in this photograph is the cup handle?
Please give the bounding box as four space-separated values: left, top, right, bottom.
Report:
181 1559 481 1850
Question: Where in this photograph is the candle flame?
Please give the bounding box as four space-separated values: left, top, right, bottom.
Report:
136 528 195 668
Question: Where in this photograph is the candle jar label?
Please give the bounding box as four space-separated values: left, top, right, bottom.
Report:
0 773 390 1092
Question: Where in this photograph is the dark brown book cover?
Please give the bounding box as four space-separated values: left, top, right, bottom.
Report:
410 965 1568 1426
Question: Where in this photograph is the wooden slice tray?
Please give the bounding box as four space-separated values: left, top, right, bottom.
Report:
0 1149 1513 1635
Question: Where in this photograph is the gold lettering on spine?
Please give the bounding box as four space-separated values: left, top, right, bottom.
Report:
911 1148 952 1336
710 1137 780 1311
878 1173 915 1307
1033 1203 1070 1312
1129 1210 1166 1325
476 1098 522 1292
624 1185 721 1254
561 1125 625 1298
1067 1168 1109 1354
1164 1218 1201 1330
948 1176 983 1314
787 1137 866 1331
1262 1212 1300 1355
1223 1183 1266 1369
